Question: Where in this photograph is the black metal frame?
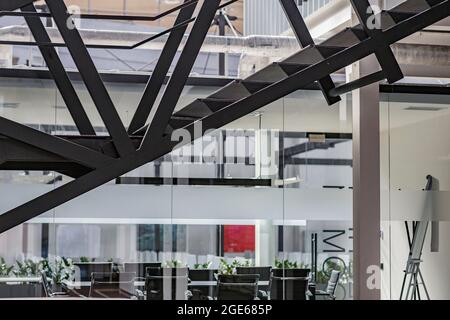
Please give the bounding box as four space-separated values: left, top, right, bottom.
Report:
349 0 404 84
279 0 340 105
140 0 223 151
128 0 198 134
0 0 448 233
45 0 134 157
21 3 95 136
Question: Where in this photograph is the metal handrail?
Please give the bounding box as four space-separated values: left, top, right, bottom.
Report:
0 0 238 50
0 0 198 21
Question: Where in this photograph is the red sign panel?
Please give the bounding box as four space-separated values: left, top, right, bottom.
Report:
223 225 255 253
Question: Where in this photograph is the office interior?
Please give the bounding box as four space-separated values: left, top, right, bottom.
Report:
0 0 449 300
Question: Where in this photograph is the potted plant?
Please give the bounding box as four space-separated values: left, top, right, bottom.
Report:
79 256 95 263
0 257 13 277
272 259 310 277
218 259 236 275
218 258 253 275
41 257 75 291
274 258 299 269
12 259 41 277
165 259 184 268
240 259 254 268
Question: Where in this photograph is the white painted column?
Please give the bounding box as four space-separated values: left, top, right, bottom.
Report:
0 46 13 68
352 54 381 300
255 220 276 266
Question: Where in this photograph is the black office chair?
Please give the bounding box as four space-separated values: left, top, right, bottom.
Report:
89 272 137 299
236 266 271 300
188 269 218 300
269 275 310 300
146 267 189 277
315 270 341 300
272 268 310 277
40 271 67 298
123 262 162 278
145 275 190 300
216 274 259 300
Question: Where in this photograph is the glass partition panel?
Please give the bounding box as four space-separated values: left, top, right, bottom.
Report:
279 90 353 300
381 92 450 300
0 78 59 298
0 74 354 300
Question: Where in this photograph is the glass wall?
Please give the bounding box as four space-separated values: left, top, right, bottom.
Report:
277 91 353 300
0 75 353 299
380 92 450 300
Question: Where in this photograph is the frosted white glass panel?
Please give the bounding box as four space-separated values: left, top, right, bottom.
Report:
0 184 351 223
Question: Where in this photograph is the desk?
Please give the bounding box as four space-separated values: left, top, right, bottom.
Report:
0 277 41 284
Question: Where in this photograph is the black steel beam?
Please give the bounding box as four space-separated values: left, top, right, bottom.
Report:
329 70 386 97
384 2 449 44
116 177 272 187
282 140 344 157
282 132 353 140
279 0 314 45
45 0 134 158
350 0 403 84
0 117 112 168
0 154 145 234
128 0 198 134
284 158 353 166
22 3 95 136
278 0 340 105
140 0 222 151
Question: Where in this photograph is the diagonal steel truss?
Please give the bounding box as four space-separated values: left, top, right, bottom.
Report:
0 0 448 233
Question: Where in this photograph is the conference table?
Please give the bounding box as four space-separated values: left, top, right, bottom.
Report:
62 280 270 289
61 279 270 299
1 277 271 288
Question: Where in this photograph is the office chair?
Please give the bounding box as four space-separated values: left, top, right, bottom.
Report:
236 266 271 300
123 262 162 278
188 269 218 300
40 271 68 298
89 272 137 299
271 268 310 277
145 275 190 300
216 274 259 300
269 275 310 300
146 267 189 277
315 270 341 300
